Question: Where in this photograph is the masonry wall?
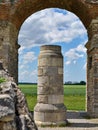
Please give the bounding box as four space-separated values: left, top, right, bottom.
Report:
0 20 19 83
86 19 98 117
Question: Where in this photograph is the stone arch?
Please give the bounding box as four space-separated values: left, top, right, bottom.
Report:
10 0 92 30
0 0 98 119
10 0 93 82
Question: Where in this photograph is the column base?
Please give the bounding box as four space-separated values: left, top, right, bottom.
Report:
35 120 68 127
34 103 67 126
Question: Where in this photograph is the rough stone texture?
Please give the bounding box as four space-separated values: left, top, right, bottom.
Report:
34 45 67 126
0 0 98 83
86 0 98 4
0 20 19 83
0 0 98 29
0 62 38 130
0 0 98 124
85 18 98 118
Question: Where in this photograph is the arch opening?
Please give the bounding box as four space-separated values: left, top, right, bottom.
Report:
1 0 98 124
18 8 88 113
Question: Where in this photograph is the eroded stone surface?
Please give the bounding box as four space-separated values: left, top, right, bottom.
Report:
0 63 38 130
34 45 67 126
1 0 98 126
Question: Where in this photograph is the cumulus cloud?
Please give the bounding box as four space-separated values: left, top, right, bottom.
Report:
65 61 71 65
18 8 87 82
76 44 87 53
65 44 86 65
23 52 37 63
19 69 37 83
19 51 37 69
18 8 87 54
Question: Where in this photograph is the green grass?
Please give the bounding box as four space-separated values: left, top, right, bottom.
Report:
19 84 86 111
19 84 37 96
64 95 85 111
25 95 37 111
64 85 86 95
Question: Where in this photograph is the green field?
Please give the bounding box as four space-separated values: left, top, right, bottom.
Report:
19 84 86 111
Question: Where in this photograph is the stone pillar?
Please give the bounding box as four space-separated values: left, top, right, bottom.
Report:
34 45 67 126
0 20 19 83
86 18 98 117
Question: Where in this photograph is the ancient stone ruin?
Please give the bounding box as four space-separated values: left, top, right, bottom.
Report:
0 62 38 130
0 0 98 128
34 45 67 126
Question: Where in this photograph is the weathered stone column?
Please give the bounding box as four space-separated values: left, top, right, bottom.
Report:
0 20 19 83
34 45 67 126
86 18 98 117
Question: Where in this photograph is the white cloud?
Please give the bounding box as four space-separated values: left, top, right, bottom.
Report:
65 61 71 65
19 69 37 83
18 8 87 48
23 52 37 63
83 63 87 70
65 48 84 60
18 8 87 82
31 69 37 76
65 43 86 65
76 44 87 53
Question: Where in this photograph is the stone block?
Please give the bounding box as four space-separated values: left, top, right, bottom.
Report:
0 121 17 130
34 103 55 112
93 105 98 114
38 68 43 76
34 111 44 122
44 112 57 122
51 58 63 67
49 75 63 86
38 58 52 66
42 67 58 76
37 95 48 103
94 88 98 95
0 94 15 121
53 104 67 112
58 67 63 74
37 86 43 94
38 76 49 86
38 86 50 94
48 95 64 104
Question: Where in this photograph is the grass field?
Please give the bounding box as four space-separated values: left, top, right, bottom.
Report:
19 84 86 111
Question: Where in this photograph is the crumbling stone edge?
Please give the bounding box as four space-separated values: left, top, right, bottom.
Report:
0 62 38 130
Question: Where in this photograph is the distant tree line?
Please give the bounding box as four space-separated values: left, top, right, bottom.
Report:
64 81 86 85
18 82 37 85
19 81 86 85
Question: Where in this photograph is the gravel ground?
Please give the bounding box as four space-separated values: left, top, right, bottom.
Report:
38 111 98 130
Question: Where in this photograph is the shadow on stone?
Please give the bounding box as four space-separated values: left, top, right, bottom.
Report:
69 122 98 128
67 111 89 119
67 111 98 128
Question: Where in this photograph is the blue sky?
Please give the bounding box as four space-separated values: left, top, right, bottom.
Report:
18 8 88 83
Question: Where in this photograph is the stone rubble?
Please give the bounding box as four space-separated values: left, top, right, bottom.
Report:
0 62 38 130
